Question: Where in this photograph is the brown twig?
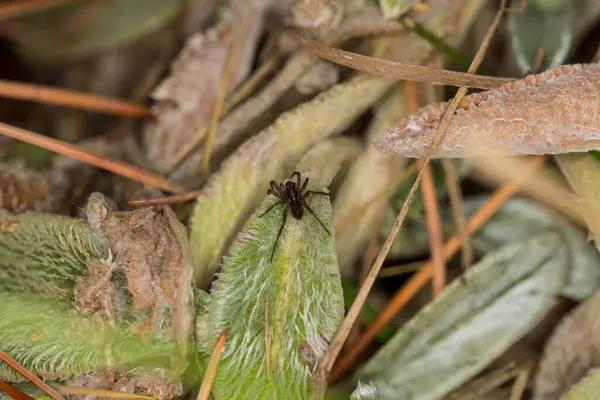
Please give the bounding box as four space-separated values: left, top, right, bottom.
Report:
128 190 202 206
197 328 230 400
52 385 153 400
202 3 253 171
0 122 184 193
0 381 34 400
0 348 63 400
421 161 445 295
311 2 511 391
329 155 547 382
405 80 445 295
0 0 77 20
0 80 152 118
442 158 472 270
287 30 513 90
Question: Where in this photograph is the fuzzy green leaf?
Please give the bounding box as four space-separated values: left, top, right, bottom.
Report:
561 368 600 400
0 292 182 382
0 212 109 299
197 188 343 399
356 231 569 400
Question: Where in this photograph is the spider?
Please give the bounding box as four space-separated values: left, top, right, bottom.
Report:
259 171 331 262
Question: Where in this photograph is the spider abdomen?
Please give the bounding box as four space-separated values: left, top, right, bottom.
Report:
285 181 304 219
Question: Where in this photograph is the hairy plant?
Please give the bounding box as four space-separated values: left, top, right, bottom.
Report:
0 212 109 299
196 186 343 399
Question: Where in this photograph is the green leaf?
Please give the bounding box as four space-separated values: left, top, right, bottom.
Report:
462 196 600 301
507 0 575 73
0 212 109 299
356 231 569 400
198 188 343 399
342 281 395 342
0 292 182 382
11 0 186 63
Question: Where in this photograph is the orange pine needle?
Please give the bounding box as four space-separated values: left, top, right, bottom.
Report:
197 328 230 400
0 80 152 118
0 122 184 193
0 348 63 400
329 155 547 382
0 381 34 400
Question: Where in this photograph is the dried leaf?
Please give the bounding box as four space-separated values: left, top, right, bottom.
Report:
144 0 271 172
0 212 109 298
377 64 600 158
10 0 187 63
534 289 600 400
0 162 66 213
189 73 395 286
84 193 195 346
196 181 343 399
356 231 569 400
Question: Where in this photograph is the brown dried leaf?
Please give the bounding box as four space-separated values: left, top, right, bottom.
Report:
84 193 194 346
377 64 600 158
144 0 272 172
534 288 600 400
0 162 66 213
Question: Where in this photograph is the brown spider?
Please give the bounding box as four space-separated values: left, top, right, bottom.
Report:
259 171 331 262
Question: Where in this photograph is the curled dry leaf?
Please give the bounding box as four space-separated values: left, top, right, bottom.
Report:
357 231 569 400
84 193 195 347
534 289 600 400
377 63 600 158
291 0 344 29
195 183 343 399
144 0 271 173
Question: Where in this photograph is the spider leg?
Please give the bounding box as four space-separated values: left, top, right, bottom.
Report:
290 171 301 187
301 177 309 192
303 203 331 236
259 201 282 218
304 190 329 197
269 207 288 262
268 180 280 196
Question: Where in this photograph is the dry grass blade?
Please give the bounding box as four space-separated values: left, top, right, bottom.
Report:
287 30 513 90
197 328 230 400
0 122 184 193
0 348 63 400
128 190 202 206
202 4 253 171
442 158 472 269
329 156 547 382
52 385 154 400
0 80 152 118
310 3 511 394
0 381 33 400
421 161 445 295
0 0 76 20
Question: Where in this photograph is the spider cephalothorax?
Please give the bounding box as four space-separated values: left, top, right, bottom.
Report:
259 171 331 262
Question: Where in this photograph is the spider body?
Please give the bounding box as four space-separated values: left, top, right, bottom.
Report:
259 171 330 262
